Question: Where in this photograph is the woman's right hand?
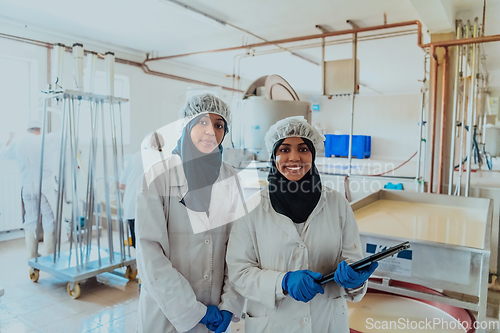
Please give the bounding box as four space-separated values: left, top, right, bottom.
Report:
282 270 324 303
200 305 223 331
333 260 378 289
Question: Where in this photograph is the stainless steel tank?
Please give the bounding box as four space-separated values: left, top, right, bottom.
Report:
232 97 311 161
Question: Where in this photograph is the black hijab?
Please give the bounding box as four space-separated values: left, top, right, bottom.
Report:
268 138 322 224
172 113 227 214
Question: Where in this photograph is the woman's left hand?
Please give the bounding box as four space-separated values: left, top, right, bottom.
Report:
333 260 378 289
215 310 232 333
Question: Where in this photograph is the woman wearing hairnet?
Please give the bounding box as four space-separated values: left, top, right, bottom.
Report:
226 116 377 332
136 94 244 333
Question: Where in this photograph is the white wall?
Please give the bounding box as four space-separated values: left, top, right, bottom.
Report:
311 94 422 161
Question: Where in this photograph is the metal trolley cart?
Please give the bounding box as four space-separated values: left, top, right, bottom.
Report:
28 88 135 299
351 189 494 332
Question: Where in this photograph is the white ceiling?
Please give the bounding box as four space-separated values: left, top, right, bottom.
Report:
0 0 498 95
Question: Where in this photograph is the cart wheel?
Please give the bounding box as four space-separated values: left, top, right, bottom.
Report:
125 266 138 281
67 282 81 299
29 267 39 282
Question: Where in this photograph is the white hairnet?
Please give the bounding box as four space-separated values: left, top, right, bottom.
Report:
178 93 231 128
141 131 165 151
27 120 42 130
264 116 325 156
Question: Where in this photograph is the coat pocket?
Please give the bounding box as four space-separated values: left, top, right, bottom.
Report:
245 315 271 333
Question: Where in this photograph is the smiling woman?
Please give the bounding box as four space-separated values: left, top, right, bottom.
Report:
135 93 245 333
275 137 313 181
266 120 323 224
226 116 378 333
190 114 226 154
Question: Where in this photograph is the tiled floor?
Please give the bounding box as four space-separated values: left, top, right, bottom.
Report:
3 235 500 333
0 236 140 333
0 236 245 333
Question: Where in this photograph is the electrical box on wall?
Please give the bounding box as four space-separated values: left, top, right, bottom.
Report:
489 97 499 117
324 59 360 95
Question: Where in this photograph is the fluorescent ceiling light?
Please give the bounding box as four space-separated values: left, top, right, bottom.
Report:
159 0 226 28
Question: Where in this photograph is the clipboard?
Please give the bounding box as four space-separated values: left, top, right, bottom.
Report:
317 241 411 285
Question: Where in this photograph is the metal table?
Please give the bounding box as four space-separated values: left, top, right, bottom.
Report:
351 189 494 332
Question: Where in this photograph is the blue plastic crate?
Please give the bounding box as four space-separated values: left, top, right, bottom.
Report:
324 134 371 159
325 134 348 157
352 135 371 159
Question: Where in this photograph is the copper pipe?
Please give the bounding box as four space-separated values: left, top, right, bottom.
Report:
231 30 418 58
145 20 424 62
437 47 448 194
115 58 243 93
0 32 241 93
137 61 243 92
0 32 52 48
116 58 242 92
426 31 500 194
422 34 500 48
428 45 438 193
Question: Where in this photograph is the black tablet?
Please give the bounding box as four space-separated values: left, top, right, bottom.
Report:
317 241 411 285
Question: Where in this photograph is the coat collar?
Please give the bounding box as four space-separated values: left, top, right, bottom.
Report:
260 186 327 242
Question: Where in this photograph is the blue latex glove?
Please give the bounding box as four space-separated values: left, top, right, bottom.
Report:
282 269 324 303
200 305 223 331
214 310 232 333
333 260 378 289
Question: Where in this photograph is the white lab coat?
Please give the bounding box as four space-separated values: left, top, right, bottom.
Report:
120 152 144 220
136 154 245 333
0 132 60 229
227 186 367 333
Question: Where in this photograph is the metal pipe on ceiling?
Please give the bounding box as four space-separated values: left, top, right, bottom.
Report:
0 32 242 92
0 32 52 48
226 30 418 92
234 30 418 58
223 26 320 66
144 20 499 63
144 20 425 62
422 34 500 48
128 59 243 92
163 0 319 65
